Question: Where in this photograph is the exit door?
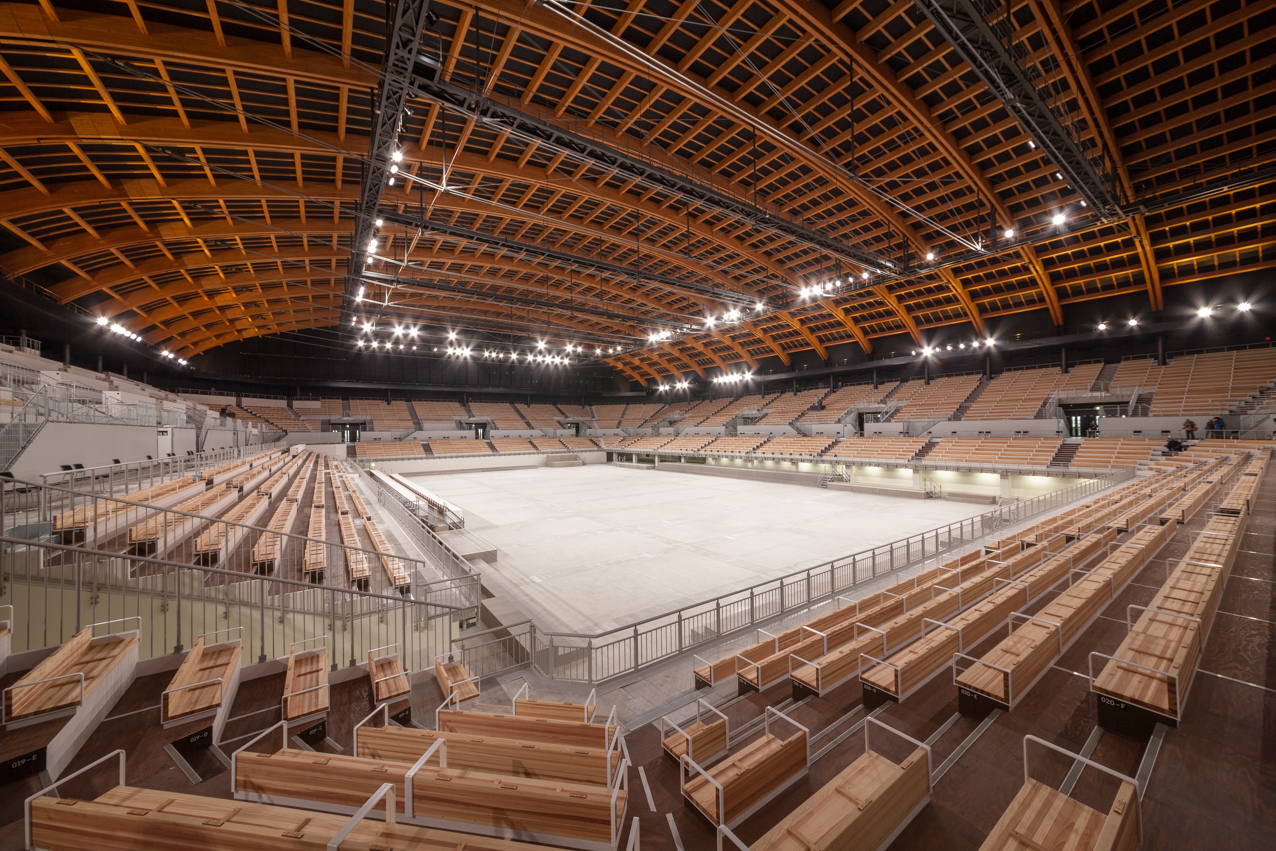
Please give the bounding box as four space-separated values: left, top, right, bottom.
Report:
474 424 488 440
334 423 361 442
1068 414 1098 437
156 428 172 457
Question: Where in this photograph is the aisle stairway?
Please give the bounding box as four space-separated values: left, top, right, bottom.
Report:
1092 362 1119 391
1049 440 1081 468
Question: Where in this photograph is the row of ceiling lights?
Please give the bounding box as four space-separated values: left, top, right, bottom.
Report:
95 316 188 366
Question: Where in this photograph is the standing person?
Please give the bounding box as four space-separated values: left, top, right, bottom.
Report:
1183 418 1197 440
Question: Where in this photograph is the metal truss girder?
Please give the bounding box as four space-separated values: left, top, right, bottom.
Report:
913 0 1123 222
346 0 436 326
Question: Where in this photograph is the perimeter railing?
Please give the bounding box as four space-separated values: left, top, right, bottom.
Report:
449 469 1134 684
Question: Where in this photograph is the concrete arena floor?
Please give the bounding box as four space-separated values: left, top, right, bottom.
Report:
407 465 991 633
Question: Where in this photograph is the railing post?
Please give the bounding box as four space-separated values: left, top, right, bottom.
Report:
173 557 183 653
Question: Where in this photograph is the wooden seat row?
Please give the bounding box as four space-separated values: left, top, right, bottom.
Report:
434 654 479 703
253 453 316 574
958 520 1176 713
161 633 242 731
367 645 410 705
32 784 578 851
281 639 328 724
661 699 729 765
4 625 139 726
1092 468 1257 732
862 530 1115 703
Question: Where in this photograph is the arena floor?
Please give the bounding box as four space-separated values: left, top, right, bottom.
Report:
408 465 991 633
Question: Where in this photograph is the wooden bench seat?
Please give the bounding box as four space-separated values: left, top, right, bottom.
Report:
34 785 569 851
4 627 139 724
661 700 728 765
978 778 1139 851
681 708 807 828
437 708 617 749
234 748 627 848
368 649 410 704
751 737 928 851
435 655 478 702
356 724 619 785
282 643 328 723
162 635 241 726
515 696 596 723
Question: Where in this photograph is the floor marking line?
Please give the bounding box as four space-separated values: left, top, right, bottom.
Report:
1059 726 1103 796
1135 724 1169 801
666 813 685 851
1052 665 1088 679
932 708 1001 785
1217 610 1276 626
1197 669 1276 694
104 703 161 722
924 712 962 748
637 766 657 812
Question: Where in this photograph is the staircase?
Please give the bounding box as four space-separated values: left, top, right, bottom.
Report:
911 438 939 461
1230 385 1274 415
1132 392 1154 416
817 465 850 488
951 376 989 421
1048 439 1081 468
1092 362 1119 391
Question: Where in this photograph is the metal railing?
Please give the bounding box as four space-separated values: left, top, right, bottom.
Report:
451 470 1132 684
39 445 275 492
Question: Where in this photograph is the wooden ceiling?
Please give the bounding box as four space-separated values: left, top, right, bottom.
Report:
0 0 1271 379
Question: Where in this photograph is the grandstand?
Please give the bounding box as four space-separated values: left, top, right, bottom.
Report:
1 1 1274 849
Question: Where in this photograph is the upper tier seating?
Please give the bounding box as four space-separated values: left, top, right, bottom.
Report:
295 397 344 422
923 437 1062 468
892 374 983 421
354 440 425 459
963 363 1103 420
468 401 526 429
756 436 837 456
243 400 314 431
349 398 414 430
557 403 592 418
491 438 535 452
660 434 715 452
694 393 772 426
1069 438 1161 469
823 437 928 462
620 403 664 426
701 435 768 454
755 390 825 424
532 437 567 451
412 399 467 422
625 436 674 451
228 405 277 430
561 436 600 450
427 439 492 455
517 403 563 429
594 404 626 428
800 381 899 423
1112 348 1276 414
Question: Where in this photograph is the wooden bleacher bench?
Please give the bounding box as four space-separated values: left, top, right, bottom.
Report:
437 707 618 750
978 736 1139 851
355 720 620 785
434 654 478 703
661 699 728 765
3 625 139 726
725 718 931 851
161 633 242 728
233 745 628 849
511 683 597 722
681 706 808 829
368 645 410 705
281 639 329 724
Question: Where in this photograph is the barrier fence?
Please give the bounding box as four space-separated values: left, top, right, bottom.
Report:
451 470 1134 684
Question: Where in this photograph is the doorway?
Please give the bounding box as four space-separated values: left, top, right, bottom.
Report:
335 423 361 443
474 424 488 440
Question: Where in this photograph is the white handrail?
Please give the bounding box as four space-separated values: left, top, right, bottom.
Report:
326 782 397 849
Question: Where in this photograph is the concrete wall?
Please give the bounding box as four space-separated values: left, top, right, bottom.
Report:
173 427 197 455
11 422 161 479
1095 415 1229 438
202 428 239 451
737 424 801 436
376 450 607 476
284 431 341 445
925 419 1066 437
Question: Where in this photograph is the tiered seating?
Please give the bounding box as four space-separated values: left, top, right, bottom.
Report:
512 688 597 723
923 437 1062 467
1069 438 1160 469
469 401 527 428
694 393 771 426
368 646 410 705
562 436 600 450
1146 348 1276 414
517 403 563 429
532 436 568 450
963 363 1103 420
660 434 715 452
354 440 425 458
755 389 825 423
435 655 479 702
619 403 663 426
593 403 626 428
304 461 329 580
349 398 414 430
600 435 641 448
331 475 370 585
558 403 593 419
800 381 899 423
412 398 467 422
427 438 492 455
295 397 344 423
490 437 535 452
30 785 572 851
437 707 618 750
53 474 205 545
3 625 138 725
1091 457 1257 728
228 404 277 429
244 399 314 431
823 437 927 462
661 699 728 765
365 515 412 588
755 436 837 456
624 436 673 452
161 633 241 728
253 454 315 574
702 435 768 454
891 374 982 421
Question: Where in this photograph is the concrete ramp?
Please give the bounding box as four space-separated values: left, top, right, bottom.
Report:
438 527 498 562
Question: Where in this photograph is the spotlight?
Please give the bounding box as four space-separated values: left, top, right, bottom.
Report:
1097 322 1108 331
946 345 953 351
409 327 417 337
375 218 383 227
1056 172 1063 180
391 150 403 162
755 301 766 311
1003 228 1014 239
96 316 108 326
1052 213 1066 226
448 330 457 340
1197 306 1213 318
986 337 995 346
705 316 715 327
363 322 372 332
537 340 545 349
1128 318 1139 326
861 271 869 280
925 252 935 261
389 164 399 174
1238 302 1252 312
1028 140 1036 149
